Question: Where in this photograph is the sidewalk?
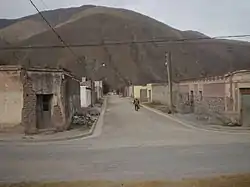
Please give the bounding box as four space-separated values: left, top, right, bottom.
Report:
0 126 93 142
0 97 107 143
142 103 250 133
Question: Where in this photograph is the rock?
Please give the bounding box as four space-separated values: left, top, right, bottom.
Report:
89 110 100 116
71 112 96 128
226 122 241 127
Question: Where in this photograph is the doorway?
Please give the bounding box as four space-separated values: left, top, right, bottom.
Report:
36 94 53 129
140 89 147 102
240 88 250 127
190 90 194 113
148 90 152 102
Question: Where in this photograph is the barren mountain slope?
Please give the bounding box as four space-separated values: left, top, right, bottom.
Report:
0 5 95 43
1 6 250 88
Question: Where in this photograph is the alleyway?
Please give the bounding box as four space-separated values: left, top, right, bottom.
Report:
0 96 250 182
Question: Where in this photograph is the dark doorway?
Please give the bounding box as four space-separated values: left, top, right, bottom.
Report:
190 90 194 113
240 88 250 127
36 94 53 129
148 90 152 102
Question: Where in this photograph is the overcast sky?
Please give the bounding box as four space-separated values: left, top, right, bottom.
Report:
1 0 250 39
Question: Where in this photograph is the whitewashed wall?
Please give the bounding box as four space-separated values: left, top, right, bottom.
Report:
80 86 91 108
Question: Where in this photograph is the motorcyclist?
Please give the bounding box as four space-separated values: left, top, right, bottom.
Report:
133 98 140 111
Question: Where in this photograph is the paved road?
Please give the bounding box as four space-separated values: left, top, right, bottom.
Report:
0 96 250 182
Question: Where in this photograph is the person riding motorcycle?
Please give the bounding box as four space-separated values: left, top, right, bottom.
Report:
133 98 140 111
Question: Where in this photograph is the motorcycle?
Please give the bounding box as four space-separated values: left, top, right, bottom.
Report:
135 104 140 111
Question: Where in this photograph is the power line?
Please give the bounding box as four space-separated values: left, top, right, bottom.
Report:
1 33 250 51
28 0 84 63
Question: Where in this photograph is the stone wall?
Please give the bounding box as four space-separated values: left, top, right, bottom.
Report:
21 70 38 134
176 92 193 114
170 71 250 125
22 70 65 133
195 96 227 124
194 83 227 124
176 81 229 124
175 84 191 113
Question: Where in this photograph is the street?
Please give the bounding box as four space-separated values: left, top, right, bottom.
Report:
0 96 250 182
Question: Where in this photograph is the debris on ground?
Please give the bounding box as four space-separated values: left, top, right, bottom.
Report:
70 105 101 129
71 112 97 128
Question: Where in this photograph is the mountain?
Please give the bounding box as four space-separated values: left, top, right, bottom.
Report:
181 30 209 39
0 5 250 88
0 5 95 43
0 19 18 30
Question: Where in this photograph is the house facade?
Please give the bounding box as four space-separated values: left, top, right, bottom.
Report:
0 65 80 134
130 70 250 126
132 85 152 102
177 70 250 126
80 78 103 108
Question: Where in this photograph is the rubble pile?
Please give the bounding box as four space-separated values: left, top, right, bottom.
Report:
71 112 98 128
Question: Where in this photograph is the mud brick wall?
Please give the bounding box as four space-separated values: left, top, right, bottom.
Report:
21 70 38 134
195 97 225 114
176 84 192 114
194 83 227 124
64 75 80 128
0 68 23 129
195 97 227 124
177 92 193 114
22 70 65 133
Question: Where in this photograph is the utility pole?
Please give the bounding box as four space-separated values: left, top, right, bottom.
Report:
165 52 173 113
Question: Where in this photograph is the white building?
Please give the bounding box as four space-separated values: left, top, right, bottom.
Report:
94 80 103 100
80 77 92 108
80 78 104 108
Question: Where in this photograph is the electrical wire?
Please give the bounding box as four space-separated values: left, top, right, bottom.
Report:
1 33 250 51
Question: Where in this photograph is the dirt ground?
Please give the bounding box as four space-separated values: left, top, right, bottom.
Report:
1 174 250 187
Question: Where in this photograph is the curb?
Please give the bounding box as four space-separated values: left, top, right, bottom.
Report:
0 97 108 143
142 104 250 135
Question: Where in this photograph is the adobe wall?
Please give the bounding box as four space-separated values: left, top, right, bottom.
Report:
22 70 65 134
0 68 23 129
64 75 80 129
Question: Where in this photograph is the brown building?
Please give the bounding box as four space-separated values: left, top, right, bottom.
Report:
177 70 250 126
0 65 80 134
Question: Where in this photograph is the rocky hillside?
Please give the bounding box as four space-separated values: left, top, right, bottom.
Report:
0 19 17 30
0 5 95 43
0 5 250 88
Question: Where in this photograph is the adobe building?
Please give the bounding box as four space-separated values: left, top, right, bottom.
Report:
177 70 250 126
132 70 250 127
0 65 80 134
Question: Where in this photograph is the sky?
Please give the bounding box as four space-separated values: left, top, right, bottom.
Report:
1 0 250 39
